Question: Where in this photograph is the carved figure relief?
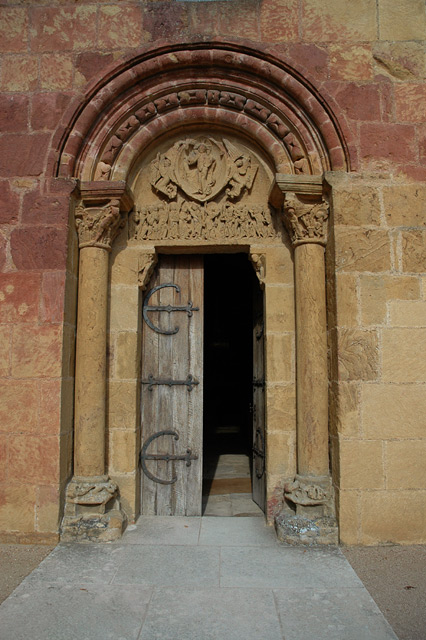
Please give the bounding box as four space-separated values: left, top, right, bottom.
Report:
283 193 329 246
150 137 257 203
131 201 277 241
132 136 279 242
75 199 124 249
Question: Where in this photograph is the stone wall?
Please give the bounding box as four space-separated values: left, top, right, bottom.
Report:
328 175 426 544
0 0 425 543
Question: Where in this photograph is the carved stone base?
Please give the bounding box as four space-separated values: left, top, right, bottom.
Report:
275 514 338 546
274 474 338 545
61 476 126 542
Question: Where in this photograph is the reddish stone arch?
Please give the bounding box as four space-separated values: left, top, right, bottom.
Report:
50 40 354 182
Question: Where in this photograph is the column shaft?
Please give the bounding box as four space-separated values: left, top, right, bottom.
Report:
294 243 329 476
74 247 109 477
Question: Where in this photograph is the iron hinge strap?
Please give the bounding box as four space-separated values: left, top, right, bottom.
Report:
142 374 199 392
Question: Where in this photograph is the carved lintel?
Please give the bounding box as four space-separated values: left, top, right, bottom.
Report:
284 474 332 507
282 192 329 247
249 251 266 288
138 251 158 290
74 182 134 251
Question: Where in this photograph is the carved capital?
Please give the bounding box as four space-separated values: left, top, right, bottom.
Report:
75 199 125 250
284 474 332 507
282 193 329 247
74 181 134 251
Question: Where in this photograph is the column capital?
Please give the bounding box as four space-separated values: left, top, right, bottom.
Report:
283 192 329 247
74 181 134 251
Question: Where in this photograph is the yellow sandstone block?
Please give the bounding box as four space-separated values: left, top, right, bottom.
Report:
383 185 426 227
360 491 426 544
362 383 426 439
386 441 426 490
378 0 426 41
339 439 384 490
389 300 426 326
382 328 426 382
265 285 295 332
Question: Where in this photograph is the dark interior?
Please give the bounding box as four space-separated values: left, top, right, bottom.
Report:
202 253 254 496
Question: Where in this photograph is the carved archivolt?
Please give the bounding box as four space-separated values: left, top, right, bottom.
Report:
283 193 329 247
94 89 310 181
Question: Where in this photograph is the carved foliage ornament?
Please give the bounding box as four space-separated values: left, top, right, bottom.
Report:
75 199 125 250
283 192 329 247
150 137 258 203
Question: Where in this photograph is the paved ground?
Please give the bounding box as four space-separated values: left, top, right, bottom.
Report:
0 516 399 640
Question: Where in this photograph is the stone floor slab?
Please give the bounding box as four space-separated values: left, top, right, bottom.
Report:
220 545 365 589
112 545 220 587
199 516 277 546
0 582 152 640
273 588 398 640
23 543 124 585
139 587 283 640
118 516 201 545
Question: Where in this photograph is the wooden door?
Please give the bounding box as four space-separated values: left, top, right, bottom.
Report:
140 255 203 515
252 279 266 511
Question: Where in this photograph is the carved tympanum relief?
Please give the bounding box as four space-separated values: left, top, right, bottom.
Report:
131 136 280 242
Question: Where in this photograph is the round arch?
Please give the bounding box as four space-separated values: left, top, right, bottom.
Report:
51 40 354 183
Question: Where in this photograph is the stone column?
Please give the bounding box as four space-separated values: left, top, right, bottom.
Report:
61 182 133 542
273 176 338 545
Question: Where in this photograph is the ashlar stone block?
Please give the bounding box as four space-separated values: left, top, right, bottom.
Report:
362 383 426 439
382 328 426 382
389 300 426 327
386 441 426 490
339 439 384 490
335 228 391 273
360 491 426 545
337 329 378 381
378 0 426 41
360 275 420 325
332 186 381 226
383 185 426 227
402 231 426 273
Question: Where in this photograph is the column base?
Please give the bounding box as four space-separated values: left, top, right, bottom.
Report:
274 474 338 545
61 476 126 542
275 514 338 546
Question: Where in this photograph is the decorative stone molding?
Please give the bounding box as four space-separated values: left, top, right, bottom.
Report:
138 251 158 290
75 181 134 251
283 193 329 247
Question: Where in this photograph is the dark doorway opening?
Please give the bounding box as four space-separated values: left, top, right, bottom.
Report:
202 253 262 516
